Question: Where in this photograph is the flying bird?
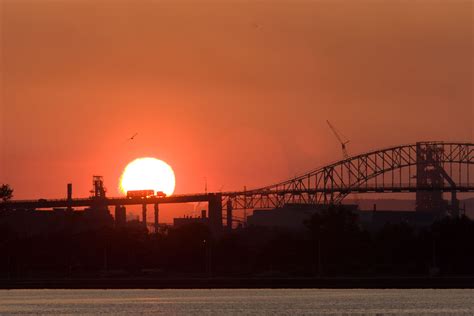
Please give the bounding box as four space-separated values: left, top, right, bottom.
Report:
128 133 138 141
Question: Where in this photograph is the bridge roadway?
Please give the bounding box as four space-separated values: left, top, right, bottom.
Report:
3 183 473 210
1 193 218 209
227 184 474 196
1 193 225 233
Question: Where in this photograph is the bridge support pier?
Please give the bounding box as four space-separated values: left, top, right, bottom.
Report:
208 193 223 234
154 204 159 233
114 205 126 226
226 200 233 231
416 143 446 214
142 204 147 227
451 191 459 217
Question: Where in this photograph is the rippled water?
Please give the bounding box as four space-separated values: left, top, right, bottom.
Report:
0 289 473 315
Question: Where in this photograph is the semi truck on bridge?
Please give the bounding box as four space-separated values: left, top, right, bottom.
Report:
126 190 166 198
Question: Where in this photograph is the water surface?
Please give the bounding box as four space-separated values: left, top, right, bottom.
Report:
1 289 473 315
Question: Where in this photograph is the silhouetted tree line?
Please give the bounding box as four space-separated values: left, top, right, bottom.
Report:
0 184 13 202
1 205 474 279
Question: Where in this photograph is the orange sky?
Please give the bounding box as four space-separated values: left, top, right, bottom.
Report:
1 0 473 205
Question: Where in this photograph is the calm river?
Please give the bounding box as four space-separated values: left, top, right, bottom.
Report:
0 289 473 315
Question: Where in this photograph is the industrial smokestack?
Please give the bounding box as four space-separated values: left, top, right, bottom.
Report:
67 183 73 212
67 183 72 200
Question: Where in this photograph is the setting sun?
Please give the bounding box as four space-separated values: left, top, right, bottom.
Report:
119 158 176 196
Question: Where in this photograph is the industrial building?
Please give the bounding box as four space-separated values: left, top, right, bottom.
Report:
246 202 449 231
0 207 113 236
173 210 209 227
246 204 358 230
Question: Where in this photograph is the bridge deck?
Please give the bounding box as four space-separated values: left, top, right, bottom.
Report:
2 184 473 210
1 193 215 209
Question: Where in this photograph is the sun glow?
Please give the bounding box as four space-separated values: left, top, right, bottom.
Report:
119 157 176 196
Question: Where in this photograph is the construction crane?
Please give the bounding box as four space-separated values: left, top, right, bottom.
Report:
326 120 350 159
326 120 360 207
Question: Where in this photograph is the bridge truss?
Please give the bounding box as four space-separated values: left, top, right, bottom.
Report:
222 142 474 212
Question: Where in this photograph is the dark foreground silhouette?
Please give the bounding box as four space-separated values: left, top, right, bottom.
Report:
1 205 474 288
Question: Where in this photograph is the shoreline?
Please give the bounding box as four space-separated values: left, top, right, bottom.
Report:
2 277 474 289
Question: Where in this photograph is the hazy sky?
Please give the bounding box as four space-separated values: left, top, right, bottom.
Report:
1 0 473 202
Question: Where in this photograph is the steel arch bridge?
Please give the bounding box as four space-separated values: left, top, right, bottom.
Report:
222 141 474 212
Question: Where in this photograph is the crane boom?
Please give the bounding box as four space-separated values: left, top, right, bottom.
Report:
326 120 350 159
326 120 359 207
